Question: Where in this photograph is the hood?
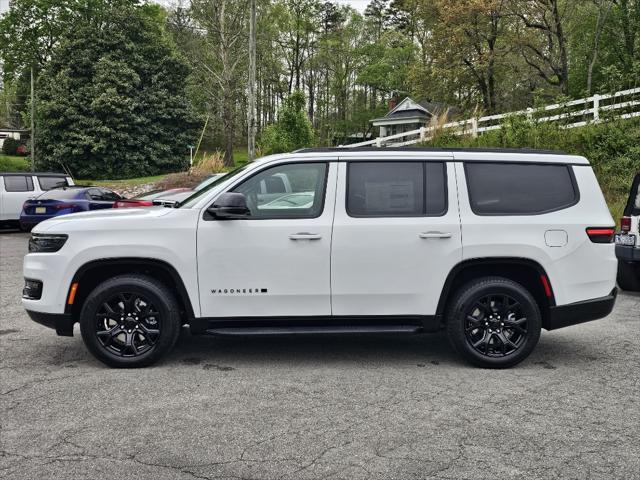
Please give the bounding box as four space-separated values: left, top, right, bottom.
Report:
33 206 173 233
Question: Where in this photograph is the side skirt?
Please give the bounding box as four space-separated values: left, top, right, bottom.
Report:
190 315 442 336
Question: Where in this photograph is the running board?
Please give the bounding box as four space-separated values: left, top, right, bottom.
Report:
204 325 423 336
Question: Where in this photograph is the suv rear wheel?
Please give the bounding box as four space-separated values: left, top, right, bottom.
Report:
617 261 640 291
79 275 181 368
446 277 542 368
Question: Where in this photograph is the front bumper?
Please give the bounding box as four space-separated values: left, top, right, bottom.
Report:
25 310 75 336
616 244 640 262
546 288 617 330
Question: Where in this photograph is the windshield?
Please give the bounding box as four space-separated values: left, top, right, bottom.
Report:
178 165 249 208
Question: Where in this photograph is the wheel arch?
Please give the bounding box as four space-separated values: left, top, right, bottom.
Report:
65 258 195 323
437 258 555 329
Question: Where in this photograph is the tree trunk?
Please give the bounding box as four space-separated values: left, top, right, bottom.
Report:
247 0 256 161
223 87 235 167
551 0 569 94
587 1 613 94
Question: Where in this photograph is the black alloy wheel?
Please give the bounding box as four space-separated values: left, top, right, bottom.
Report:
446 277 542 368
464 294 528 358
80 275 181 368
95 292 161 357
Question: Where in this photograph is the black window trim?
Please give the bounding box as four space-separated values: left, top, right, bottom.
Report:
204 160 330 221
36 175 69 191
3 174 34 192
464 161 580 217
345 160 449 218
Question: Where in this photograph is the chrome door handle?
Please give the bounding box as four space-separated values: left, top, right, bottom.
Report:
419 232 452 239
289 233 322 241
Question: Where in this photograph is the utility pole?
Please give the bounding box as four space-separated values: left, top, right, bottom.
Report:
247 0 257 161
30 66 35 172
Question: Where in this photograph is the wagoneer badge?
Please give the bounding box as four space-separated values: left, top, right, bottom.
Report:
211 288 268 294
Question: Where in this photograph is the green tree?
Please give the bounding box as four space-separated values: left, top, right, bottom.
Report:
36 4 198 178
259 90 314 153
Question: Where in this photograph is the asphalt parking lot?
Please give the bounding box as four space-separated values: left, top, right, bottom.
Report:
1 231 639 480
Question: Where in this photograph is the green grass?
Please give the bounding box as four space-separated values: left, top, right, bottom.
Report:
0 155 29 172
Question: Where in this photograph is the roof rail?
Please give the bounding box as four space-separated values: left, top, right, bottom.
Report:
293 146 567 155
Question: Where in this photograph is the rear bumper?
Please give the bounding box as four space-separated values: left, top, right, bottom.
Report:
616 244 640 262
26 310 74 336
20 214 55 228
546 288 617 330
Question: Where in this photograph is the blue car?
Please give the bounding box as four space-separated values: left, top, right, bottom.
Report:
20 186 122 231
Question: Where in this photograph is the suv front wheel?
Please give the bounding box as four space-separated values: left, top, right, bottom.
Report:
446 277 542 368
79 275 181 368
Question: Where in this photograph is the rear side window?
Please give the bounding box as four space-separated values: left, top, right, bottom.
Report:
37 176 69 190
3 175 34 192
347 162 447 217
465 163 578 215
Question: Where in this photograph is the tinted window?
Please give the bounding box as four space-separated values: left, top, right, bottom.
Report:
232 163 327 219
625 174 640 216
87 188 104 200
347 162 447 217
4 175 34 192
100 189 121 201
426 162 447 216
37 176 68 190
465 163 577 215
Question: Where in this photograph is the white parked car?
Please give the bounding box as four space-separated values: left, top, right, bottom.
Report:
22 148 617 368
0 172 74 228
616 172 640 290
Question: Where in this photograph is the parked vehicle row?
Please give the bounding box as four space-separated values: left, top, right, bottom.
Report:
0 171 231 231
21 147 618 369
0 172 74 228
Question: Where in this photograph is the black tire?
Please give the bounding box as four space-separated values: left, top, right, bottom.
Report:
446 277 542 369
19 222 32 232
617 261 640 292
79 274 181 368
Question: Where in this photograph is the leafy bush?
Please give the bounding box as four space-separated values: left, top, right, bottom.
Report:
259 91 314 154
2 137 19 156
424 117 640 221
35 5 198 179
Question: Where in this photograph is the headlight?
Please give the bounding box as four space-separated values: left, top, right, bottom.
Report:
28 234 68 253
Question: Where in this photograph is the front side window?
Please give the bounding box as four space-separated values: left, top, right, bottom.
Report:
100 189 121 201
37 176 68 190
4 175 34 192
87 188 105 201
346 161 447 217
465 162 578 216
232 163 327 219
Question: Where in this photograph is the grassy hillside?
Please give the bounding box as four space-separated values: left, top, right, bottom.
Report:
0 155 29 172
423 117 640 222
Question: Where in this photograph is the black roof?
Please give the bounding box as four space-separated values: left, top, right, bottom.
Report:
0 171 69 176
295 147 567 155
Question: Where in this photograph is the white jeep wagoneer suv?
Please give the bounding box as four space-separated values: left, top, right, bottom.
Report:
22 148 618 368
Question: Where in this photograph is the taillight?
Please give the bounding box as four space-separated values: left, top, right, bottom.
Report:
586 227 615 243
621 217 631 232
54 203 74 210
114 200 153 208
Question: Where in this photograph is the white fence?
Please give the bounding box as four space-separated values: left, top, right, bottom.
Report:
345 87 640 148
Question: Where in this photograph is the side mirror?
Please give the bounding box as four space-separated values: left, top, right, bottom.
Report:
207 192 250 219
